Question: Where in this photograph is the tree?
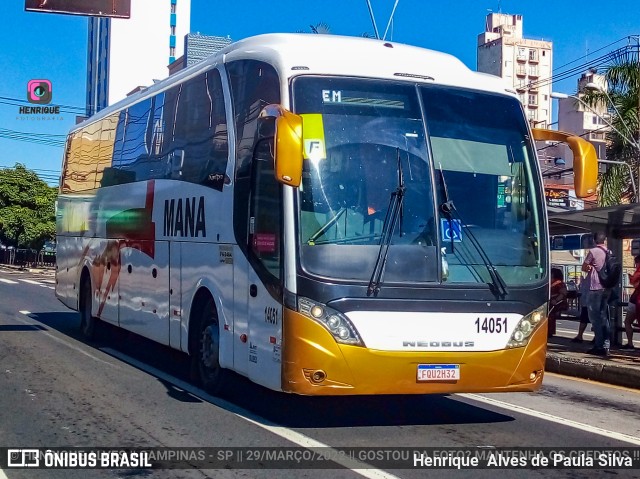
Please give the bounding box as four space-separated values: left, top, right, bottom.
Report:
299 22 374 38
583 52 639 206
0 164 57 250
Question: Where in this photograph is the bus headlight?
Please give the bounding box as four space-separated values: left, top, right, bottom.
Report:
298 297 364 346
507 305 546 348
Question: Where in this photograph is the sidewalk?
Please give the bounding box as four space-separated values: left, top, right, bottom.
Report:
546 335 640 389
0 263 55 276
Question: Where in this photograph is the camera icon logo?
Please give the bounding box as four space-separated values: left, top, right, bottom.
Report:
27 79 52 104
7 449 40 467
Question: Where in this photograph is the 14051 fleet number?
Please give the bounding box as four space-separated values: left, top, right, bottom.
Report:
475 317 507 334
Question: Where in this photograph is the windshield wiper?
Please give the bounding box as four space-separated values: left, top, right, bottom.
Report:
367 149 405 296
438 167 508 300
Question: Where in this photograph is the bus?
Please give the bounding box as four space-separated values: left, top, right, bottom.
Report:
56 34 597 395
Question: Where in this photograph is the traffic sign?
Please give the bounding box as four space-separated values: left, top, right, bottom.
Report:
440 218 463 243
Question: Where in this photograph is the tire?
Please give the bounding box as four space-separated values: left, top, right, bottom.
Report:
79 278 98 340
192 297 228 395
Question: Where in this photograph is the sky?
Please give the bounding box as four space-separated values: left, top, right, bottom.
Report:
1 0 639 185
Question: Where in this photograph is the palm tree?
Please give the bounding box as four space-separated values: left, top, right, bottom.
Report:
299 22 374 38
298 22 332 35
583 50 640 206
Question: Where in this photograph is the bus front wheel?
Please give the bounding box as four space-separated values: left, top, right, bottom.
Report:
194 298 227 394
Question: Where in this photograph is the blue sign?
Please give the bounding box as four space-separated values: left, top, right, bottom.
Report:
440 218 463 243
550 234 594 250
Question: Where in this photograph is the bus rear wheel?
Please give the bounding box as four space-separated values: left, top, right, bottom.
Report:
194 298 227 395
79 278 98 340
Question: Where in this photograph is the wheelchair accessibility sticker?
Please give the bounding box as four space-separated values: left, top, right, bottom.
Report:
440 218 463 242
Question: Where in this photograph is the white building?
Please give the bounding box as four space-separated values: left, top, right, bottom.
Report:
557 70 609 162
86 0 191 116
477 13 553 128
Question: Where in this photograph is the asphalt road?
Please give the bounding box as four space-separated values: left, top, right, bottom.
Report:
0 266 639 479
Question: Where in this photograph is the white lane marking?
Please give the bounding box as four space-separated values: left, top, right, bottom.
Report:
15 313 120 369
0 467 9 479
0 278 19 284
19 310 31 315
41 279 56 284
19 279 43 286
459 393 640 446
102 348 399 479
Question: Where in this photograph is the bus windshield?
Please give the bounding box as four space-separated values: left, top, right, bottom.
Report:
292 77 544 287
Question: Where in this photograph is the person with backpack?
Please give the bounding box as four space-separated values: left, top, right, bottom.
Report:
581 231 619 356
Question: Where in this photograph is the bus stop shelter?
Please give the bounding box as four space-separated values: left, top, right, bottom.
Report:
548 203 640 344
548 203 640 238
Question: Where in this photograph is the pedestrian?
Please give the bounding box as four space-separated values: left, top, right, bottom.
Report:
622 255 640 349
548 268 568 338
571 274 591 343
581 231 613 356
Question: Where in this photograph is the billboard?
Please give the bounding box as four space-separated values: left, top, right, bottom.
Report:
25 0 130 18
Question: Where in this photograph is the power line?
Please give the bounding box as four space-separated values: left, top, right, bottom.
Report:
0 95 85 114
0 126 67 148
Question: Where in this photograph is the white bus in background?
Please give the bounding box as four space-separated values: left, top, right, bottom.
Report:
56 34 596 395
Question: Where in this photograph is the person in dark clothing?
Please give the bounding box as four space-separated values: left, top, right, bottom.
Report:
582 231 612 356
548 268 568 338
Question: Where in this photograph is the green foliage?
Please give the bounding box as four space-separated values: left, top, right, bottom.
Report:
582 55 639 205
599 164 632 206
0 164 57 250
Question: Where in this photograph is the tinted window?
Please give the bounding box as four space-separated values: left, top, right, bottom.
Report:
227 60 280 249
101 69 229 187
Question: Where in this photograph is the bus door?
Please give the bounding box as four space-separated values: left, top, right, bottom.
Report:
245 145 283 390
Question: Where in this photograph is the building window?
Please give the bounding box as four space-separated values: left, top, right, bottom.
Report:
528 94 537 106
529 49 538 62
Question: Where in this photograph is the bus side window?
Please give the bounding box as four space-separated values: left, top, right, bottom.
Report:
171 70 229 188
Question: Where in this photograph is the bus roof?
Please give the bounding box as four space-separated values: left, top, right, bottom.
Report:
73 33 513 132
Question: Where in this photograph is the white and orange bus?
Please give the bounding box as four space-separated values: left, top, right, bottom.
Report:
56 34 596 395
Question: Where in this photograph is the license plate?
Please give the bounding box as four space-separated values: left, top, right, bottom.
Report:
417 364 460 381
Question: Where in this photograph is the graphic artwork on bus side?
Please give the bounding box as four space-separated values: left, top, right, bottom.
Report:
79 181 157 316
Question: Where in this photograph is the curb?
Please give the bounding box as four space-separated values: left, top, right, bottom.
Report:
546 352 640 389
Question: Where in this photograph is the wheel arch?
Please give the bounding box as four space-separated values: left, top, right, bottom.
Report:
187 287 217 358
78 266 92 311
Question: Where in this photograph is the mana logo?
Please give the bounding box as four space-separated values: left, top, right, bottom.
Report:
163 197 206 237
